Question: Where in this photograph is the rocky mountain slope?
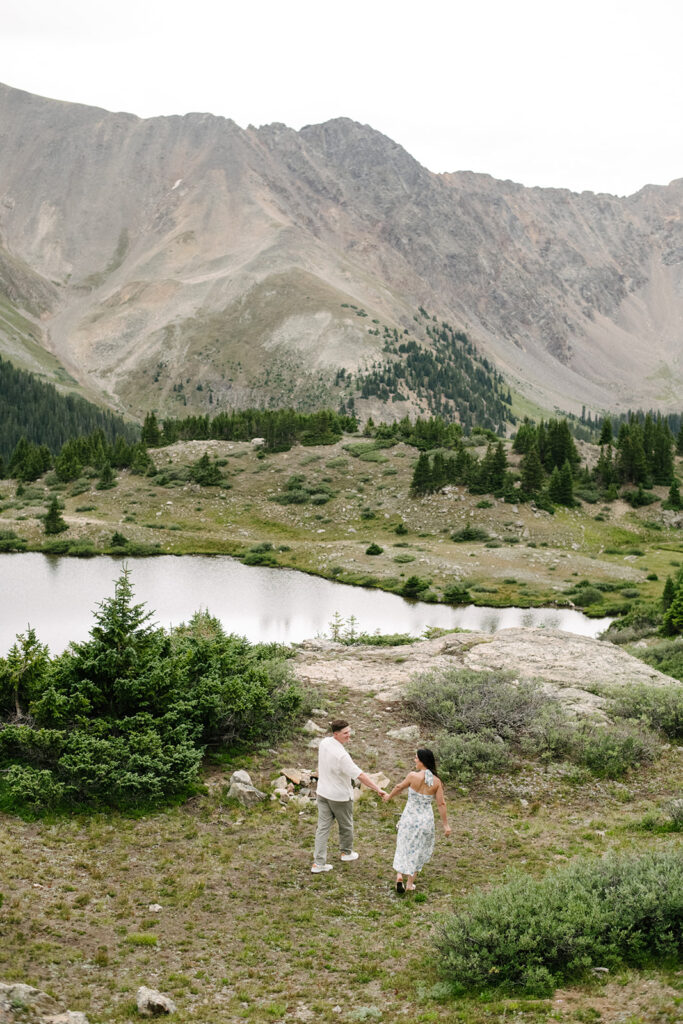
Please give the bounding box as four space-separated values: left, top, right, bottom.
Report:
0 82 681 419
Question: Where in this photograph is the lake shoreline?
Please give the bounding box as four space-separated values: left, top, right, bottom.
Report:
0 551 614 656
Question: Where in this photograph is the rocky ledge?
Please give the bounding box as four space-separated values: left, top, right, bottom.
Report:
293 628 678 716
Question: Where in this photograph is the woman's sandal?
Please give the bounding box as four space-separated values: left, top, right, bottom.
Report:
396 880 405 893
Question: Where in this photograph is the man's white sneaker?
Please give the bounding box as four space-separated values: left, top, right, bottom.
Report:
340 852 359 862
311 863 333 873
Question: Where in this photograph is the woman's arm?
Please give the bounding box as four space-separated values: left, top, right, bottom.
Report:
382 773 414 802
434 780 451 835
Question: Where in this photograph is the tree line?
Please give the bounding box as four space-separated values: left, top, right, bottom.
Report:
0 356 138 461
410 414 681 510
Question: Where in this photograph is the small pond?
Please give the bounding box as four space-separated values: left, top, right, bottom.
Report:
0 553 613 655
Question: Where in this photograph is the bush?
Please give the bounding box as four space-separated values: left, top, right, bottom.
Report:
572 586 604 607
365 543 383 556
404 668 552 741
1 765 66 810
433 730 510 783
435 847 683 995
566 719 658 777
607 682 683 738
451 526 490 543
405 667 660 780
400 576 430 599
0 530 27 553
442 584 471 605
602 601 661 644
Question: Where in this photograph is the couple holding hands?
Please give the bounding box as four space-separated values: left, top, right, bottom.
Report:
312 719 451 893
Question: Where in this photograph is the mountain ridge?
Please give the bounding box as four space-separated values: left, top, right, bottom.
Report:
0 82 681 420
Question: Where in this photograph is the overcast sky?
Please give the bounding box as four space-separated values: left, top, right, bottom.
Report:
2 0 681 197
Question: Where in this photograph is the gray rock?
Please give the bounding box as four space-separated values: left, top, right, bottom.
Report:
227 781 267 807
43 1015 90 1024
302 719 325 735
136 986 177 1016
387 725 420 740
0 982 58 1014
229 769 253 786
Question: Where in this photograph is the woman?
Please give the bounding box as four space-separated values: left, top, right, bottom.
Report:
383 748 450 892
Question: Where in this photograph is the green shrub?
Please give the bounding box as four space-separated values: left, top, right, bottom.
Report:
572 586 604 607
451 526 490 543
566 719 658 777
607 682 683 738
434 730 510 782
0 765 66 810
400 576 430 599
405 668 551 741
365 543 383 556
602 601 661 644
442 584 471 605
435 847 683 995
0 530 27 553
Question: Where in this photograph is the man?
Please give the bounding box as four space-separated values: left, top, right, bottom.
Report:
312 718 386 873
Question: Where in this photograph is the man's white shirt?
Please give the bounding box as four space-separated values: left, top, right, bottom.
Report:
316 736 362 801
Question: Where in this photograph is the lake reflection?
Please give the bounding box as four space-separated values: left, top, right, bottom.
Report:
0 553 613 655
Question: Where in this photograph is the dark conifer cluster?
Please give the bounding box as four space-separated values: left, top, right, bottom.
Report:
353 311 513 433
0 356 137 460
408 412 681 511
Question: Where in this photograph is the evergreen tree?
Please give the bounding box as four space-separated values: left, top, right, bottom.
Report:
190 453 223 487
520 442 544 495
661 576 676 612
663 479 682 511
548 460 574 506
651 418 674 485
1 627 49 717
55 443 83 482
44 496 68 535
410 452 433 496
594 445 617 492
677 422 683 456
662 582 683 636
431 451 447 492
598 417 613 445
96 460 116 490
141 412 162 447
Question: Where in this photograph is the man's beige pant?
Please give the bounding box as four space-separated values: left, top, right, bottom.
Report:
314 796 354 865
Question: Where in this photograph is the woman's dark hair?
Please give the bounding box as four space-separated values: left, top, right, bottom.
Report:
417 748 437 775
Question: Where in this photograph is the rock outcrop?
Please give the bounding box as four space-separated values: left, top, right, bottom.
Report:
293 628 678 710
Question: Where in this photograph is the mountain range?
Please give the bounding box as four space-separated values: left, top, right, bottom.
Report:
0 81 681 423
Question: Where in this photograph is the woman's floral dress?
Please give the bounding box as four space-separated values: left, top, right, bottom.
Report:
392 769 435 875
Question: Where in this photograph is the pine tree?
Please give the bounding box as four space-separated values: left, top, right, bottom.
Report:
520 442 544 495
661 576 676 611
410 453 432 496
663 479 682 511
44 496 68 535
96 461 116 490
548 460 574 506
2 627 49 717
598 418 613 445
190 453 223 487
141 412 162 447
662 582 683 636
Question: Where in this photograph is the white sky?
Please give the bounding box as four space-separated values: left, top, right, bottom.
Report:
1 0 682 197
